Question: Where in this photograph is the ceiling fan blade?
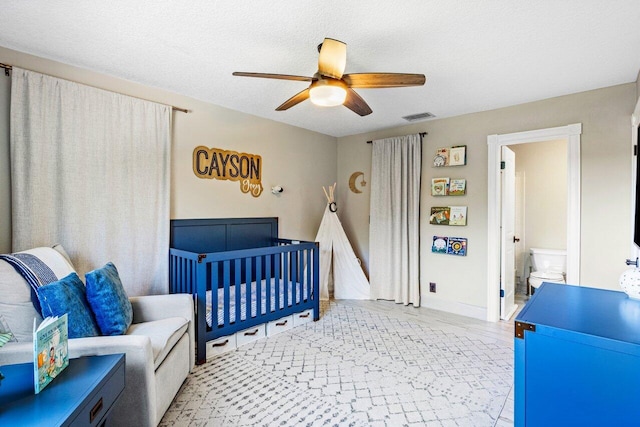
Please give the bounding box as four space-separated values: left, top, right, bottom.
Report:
318 38 347 79
233 72 313 82
343 88 372 116
342 73 426 88
276 88 311 111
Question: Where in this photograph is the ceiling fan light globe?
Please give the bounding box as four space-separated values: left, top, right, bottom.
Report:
309 79 348 107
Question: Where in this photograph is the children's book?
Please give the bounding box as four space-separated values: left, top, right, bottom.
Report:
431 177 449 196
433 147 449 167
449 145 467 166
447 237 467 256
33 314 69 394
432 236 449 253
430 206 450 225
449 206 467 226
448 179 466 196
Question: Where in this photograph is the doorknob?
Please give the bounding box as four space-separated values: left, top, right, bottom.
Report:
513 236 520 243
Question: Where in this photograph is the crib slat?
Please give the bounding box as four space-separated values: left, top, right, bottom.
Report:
299 248 304 303
283 251 289 308
298 248 304 303
235 258 242 324
245 257 252 319
275 253 281 311
306 249 311 302
212 261 219 330
224 260 231 327
185 257 189 294
291 249 298 307
256 255 262 317
266 253 272 313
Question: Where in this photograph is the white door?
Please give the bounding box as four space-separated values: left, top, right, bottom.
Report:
501 146 517 320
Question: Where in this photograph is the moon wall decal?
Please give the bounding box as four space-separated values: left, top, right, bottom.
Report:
348 171 366 194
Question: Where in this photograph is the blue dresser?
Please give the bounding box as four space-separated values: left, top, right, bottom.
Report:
515 283 640 426
0 354 125 426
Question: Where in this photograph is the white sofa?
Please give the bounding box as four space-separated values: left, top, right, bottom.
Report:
0 251 194 427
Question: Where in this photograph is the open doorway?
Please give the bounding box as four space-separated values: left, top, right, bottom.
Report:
487 124 582 322
506 140 568 317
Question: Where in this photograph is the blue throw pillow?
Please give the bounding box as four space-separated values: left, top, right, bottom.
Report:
37 272 101 338
85 262 133 336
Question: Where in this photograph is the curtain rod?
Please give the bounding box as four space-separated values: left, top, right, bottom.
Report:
366 132 427 144
0 62 189 113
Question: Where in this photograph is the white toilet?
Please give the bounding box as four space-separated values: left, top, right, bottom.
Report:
528 248 566 293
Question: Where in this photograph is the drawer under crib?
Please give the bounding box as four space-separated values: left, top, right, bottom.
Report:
266 315 294 336
206 334 237 359
293 309 314 327
236 325 267 346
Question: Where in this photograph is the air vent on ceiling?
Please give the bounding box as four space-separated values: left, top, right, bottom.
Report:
402 112 435 122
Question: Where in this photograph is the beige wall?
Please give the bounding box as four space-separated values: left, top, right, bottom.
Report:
338 83 636 316
0 46 337 252
510 140 567 252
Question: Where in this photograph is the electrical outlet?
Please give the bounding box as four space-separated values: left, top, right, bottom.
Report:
429 282 436 293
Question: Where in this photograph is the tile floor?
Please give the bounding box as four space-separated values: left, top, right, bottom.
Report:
161 299 518 426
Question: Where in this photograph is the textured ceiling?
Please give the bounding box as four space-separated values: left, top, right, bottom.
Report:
1 1 640 137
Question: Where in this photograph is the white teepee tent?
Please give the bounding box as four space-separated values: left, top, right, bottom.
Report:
315 184 370 300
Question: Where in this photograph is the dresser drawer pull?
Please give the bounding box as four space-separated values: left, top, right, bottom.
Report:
275 320 288 326
211 339 229 347
90 397 103 423
299 313 310 318
244 329 259 336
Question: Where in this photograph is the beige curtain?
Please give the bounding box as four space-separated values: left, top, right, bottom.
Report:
10 68 171 296
369 134 421 306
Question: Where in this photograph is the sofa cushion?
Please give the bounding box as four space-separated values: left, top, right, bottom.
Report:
85 262 133 336
127 317 189 369
38 272 101 338
0 246 76 342
0 260 42 342
0 246 76 316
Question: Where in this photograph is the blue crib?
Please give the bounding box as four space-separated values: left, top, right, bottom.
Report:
169 218 320 364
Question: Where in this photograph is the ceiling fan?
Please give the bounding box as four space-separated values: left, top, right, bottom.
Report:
232 38 426 116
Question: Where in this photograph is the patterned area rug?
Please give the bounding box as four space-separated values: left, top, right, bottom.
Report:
160 301 513 426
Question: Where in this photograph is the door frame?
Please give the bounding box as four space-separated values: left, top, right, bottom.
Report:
487 123 582 322
631 98 640 262
500 146 517 320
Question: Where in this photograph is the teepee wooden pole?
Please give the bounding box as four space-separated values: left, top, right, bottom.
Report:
322 186 330 203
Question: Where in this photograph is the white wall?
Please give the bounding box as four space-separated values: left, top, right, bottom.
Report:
338 83 636 317
510 139 567 252
0 46 337 255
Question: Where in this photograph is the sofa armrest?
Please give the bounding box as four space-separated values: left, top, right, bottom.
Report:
129 293 195 371
0 341 33 365
130 294 193 323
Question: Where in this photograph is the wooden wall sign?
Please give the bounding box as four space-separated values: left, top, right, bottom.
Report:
348 171 366 194
193 146 263 197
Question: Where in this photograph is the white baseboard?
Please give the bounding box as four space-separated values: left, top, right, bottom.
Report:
420 296 487 321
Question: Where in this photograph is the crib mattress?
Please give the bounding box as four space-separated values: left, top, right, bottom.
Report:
206 278 309 327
